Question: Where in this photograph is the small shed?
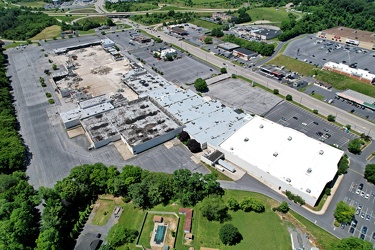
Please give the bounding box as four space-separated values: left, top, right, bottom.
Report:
153 215 163 223
185 233 193 240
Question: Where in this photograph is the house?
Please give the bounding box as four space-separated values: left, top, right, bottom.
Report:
179 208 193 233
153 216 163 223
232 48 258 61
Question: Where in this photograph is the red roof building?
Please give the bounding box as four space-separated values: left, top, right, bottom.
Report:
179 208 193 233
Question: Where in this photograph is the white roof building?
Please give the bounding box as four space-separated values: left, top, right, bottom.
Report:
323 62 375 83
160 48 177 58
219 116 344 206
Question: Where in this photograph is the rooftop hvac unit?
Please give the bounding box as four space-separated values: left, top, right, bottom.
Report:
286 178 291 183
287 136 292 141
307 168 312 174
319 150 324 155
306 188 311 193
259 124 264 128
273 152 278 157
230 147 234 150
244 137 249 142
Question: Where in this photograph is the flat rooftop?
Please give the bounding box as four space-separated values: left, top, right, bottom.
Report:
321 26 375 44
337 89 375 105
79 94 110 109
81 97 182 147
81 114 117 143
217 42 240 51
147 85 252 146
123 74 172 95
220 116 344 200
60 102 114 123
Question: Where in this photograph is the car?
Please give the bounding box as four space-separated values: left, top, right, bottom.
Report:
358 204 362 210
325 133 331 138
366 215 370 221
313 121 319 125
351 220 357 228
360 191 365 196
362 226 367 234
372 192 375 197
293 116 298 120
350 227 355 234
356 189 360 194
356 209 360 215
359 183 364 190
365 193 369 199
323 128 329 132
372 232 375 240
360 234 365 240
281 117 286 121
302 122 307 126
209 69 213 71
340 223 346 229
317 132 323 136
361 212 365 219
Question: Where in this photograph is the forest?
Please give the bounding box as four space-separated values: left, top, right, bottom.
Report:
278 0 375 41
0 8 57 40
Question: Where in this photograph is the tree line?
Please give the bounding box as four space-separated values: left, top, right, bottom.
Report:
0 8 58 40
222 34 275 56
130 10 198 26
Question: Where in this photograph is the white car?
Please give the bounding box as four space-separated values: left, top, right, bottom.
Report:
360 191 365 197
356 189 360 195
365 193 370 199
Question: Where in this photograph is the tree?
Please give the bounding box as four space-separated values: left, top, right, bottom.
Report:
107 224 138 247
106 18 115 27
347 138 363 154
313 109 318 114
52 64 57 70
227 197 240 211
286 94 293 101
200 195 228 222
178 131 190 142
187 139 201 153
336 236 373 250
211 27 224 37
274 201 289 213
220 67 227 74
364 164 375 184
240 197 265 212
337 154 349 175
165 54 173 61
222 24 229 31
327 114 336 122
194 78 207 92
219 224 242 246
334 201 355 224
273 89 279 95
203 36 213 44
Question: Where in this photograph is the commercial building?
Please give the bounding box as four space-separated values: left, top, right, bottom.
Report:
123 73 172 96
101 38 115 49
232 48 258 61
80 97 184 153
133 36 152 44
160 48 177 59
171 27 188 36
323 62 375 84
217 42 240 52
336 89 375 111
251 29 282 40
218 116 344 206
317 26 375 50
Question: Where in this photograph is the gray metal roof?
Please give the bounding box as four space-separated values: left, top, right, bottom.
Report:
339 89 375 104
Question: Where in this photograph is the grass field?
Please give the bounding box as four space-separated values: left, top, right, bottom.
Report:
30 25 61 40
77 16 109 25
69 8 98 13
4 42 28 49
192 190 291 250
78 29 96 35
160 5 190 11
289 211 339 250
91 198 116 226
267 54 375 97
18 1 45 8
190 18 222 29
247 7 295 23
54 15 85 23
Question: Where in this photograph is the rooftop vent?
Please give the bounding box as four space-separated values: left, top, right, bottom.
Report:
230 147 234 150
273 152 278 157
287 136 292 141
286 178 291 183
244 137 249 142
259 124 264 128
319 150 324 155
306 188 311 193
306 168 312 174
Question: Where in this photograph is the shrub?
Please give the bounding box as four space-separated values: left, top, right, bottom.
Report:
48 99 55 104
52 64 57 70
327 114 335 122
178 131 190 142
194 78 207 92
45 92 52 98
220 67 227 74
347 138 363 154
286 94 292 101
219 224 242 246
273 89 279 95
187 139 201 153
274 201 289 213
313 109 318 114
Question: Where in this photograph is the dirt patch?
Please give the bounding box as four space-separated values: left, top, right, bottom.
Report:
91 66 112 75
67 127 84 138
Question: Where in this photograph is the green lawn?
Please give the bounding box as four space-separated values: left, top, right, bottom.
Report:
30 25 61 40
160 5 190 11
190 18 221 30
310 92 325 101
18 1 45 8
69 8 98 13
78 29 96 35
77 16 109 25
54 15 85 23
247 7 296 23
138 213 154 248
192 190 291 250
91 198 116 226
267 54 375 97
289 211 339 250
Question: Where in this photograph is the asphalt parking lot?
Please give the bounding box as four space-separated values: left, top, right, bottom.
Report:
265 101 356 148
106 30 153 51
284 35 375 73
303 85 375 123
130 45 218 85
205 78 283 115
342 181 375 243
